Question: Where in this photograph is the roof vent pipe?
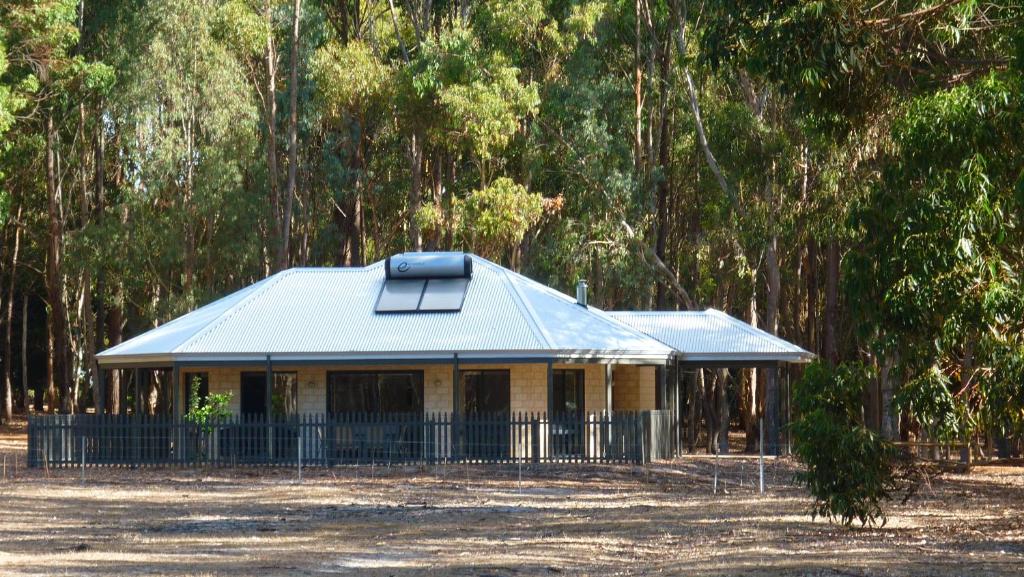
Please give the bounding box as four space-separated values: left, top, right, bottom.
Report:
576 279 588 307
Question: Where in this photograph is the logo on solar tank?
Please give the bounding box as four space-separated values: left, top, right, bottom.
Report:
397 261 410 272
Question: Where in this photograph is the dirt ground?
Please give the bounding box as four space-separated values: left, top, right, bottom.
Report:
1 419 1022 576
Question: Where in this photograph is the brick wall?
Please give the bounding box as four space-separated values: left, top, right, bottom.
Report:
612 365 657 410
184 361 632 416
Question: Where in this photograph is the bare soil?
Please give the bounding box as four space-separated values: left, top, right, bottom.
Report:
1 418 1022 576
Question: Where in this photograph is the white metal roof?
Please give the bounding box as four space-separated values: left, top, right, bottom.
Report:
97 255 675 366
607 309 814 363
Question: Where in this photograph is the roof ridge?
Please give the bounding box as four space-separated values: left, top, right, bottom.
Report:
475 259 554 349
173 269 298 353
486 258 671 349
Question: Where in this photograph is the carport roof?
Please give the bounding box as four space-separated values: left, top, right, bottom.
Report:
607 309 814 364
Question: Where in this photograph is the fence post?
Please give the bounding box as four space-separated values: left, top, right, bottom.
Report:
531 416 540 464
80 436 86 484
298 427 303 481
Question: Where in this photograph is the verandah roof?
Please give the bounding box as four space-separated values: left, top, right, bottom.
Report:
607 310 814 364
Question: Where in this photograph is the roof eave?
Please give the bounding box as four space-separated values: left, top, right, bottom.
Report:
96 348 675 368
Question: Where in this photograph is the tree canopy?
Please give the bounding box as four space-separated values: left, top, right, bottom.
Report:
0 0 1022 458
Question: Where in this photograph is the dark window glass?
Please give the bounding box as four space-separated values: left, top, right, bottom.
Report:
183 372 209 410
552 369 584 415
239 371 297 416
327 371 424 414
240 372 266 416
462 370 511 414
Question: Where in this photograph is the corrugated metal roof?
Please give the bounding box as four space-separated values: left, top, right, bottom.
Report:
97 255 675 365
607 309 814 363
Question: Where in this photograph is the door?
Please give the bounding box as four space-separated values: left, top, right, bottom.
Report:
240 373 267 416
461 370 511 460
551 369 585 458
238 372 267 462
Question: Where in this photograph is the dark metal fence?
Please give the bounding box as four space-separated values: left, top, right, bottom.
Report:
27 410 674 468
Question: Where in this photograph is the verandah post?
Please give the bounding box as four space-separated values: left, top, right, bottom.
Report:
172 364 181 464
452 353 460 461
265 355 273 462
546 361 554 462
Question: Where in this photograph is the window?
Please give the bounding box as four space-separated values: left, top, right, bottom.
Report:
552 369 584 416
239 371 298 417
183 372 209 411
462 370 511 415
327 371 424 414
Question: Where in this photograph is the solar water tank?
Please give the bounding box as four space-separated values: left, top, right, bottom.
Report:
385 252 473 280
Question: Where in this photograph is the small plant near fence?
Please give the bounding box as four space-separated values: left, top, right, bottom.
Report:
791 361 919 527
184 377 232 460
184 377 232 432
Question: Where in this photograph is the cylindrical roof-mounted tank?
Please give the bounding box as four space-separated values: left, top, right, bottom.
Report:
385 252 473 280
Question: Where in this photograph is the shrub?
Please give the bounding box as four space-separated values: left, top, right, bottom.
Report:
184 377 232 433
791 361 915 527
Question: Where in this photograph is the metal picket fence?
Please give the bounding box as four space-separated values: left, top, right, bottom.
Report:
27 410 674 468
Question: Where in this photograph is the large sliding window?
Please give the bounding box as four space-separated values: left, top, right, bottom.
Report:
327 371 424 414
461 370 511 415
552 369 584 416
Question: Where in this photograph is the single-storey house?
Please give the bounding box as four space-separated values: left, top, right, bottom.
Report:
33 252 810 467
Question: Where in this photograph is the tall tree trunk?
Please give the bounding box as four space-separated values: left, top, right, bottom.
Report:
279 0 302 271
408 131 423 251
824 240 840 365
687 368 704 452
46 323 55 411
21 296 28 412
653 44 671 309
879 351 899 440
763 236 781 454
633 0 643 174
265 0 281 271
45 112 73 414
93 99 107 407
348 132 365 266
743 294 758 452
716 369 730 454
78 102 97 413
3 204 22 423
703 368 717 453
806 239 818 353
106 294 123 414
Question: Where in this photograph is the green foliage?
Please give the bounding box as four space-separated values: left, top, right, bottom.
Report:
791 361 908 527
846 69 1023 440
185 377 231 432
457 177 543 259
894 366 964 444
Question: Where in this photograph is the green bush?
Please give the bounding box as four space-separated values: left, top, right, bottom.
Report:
184 377 232 433
791 361 913 527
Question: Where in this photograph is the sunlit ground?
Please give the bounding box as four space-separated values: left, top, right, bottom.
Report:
0 421 1021 576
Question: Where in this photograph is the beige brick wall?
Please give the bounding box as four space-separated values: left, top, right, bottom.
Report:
579 363 609 413
182 361 620 416
612 365 657 410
